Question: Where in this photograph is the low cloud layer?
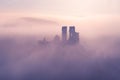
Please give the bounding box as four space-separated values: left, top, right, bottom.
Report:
0 17 60 36
0 35 120 80
0 15 120 38
0 15 120 80
1 17 59 28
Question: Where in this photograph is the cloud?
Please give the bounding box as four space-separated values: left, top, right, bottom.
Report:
0 35 120 80
0 16 60 36
0 15 120 38
1 17 59 27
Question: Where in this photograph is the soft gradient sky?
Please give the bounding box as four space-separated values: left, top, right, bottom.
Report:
0 0 120 38
0 0 120 17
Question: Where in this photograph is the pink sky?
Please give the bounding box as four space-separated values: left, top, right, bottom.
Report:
0 0 120 38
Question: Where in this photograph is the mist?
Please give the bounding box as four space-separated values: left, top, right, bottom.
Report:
0 15 120 37
0 34 120 80
0 15 120 80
